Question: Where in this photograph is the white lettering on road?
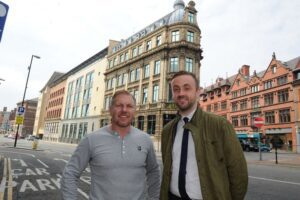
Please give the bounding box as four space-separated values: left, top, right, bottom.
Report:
20 180 38 192
54 158 68 163
36 168 50 175
12 159 28 167
37 159 49 168
249 176 300 186
36 179 56 190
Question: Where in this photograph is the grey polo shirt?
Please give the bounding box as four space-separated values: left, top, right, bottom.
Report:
61 125 160 200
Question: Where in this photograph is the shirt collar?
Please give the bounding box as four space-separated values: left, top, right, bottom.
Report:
181 107 197 122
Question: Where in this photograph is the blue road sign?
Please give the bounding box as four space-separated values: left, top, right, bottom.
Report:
18 106 25 114
0 1 9 42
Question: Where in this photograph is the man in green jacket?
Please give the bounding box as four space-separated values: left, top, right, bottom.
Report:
160 71 248 200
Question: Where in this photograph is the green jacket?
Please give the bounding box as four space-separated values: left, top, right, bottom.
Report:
160 108 248 200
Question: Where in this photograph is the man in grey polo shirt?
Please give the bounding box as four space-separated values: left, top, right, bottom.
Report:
61 90 160 200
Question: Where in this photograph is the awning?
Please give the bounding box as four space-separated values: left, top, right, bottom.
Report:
236 133 248 139
265 128 292 135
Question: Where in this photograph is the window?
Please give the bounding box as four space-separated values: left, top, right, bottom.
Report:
142 87 148 104
154 60 160 75
132 47 137 57
185 58 193 72
237 80 240 86
232 116 239 127
136 68 140 80
109 60 113 68
264 93 274 105
265 111 275 124
171 30 180 42
297 72 300 80
120 54 124 63
207 105 211 112
240 99 247 110
214 103 218 112
264 80 272 89
105 97 110 110
117 74 123 86
113 57 118 66
138 45 143 55
125 51 129 61
279 109 290 123
187 31 194 42
147 115 156 135
221 101 227 110
240 115 248 126
232 91 238 98
146 40 152 50
122 73 127 85
153 85 159 102
144 65 150 78
251 85 259 93
232 102 238 112
170 57 179 72
277 75 287 86
138 116 144 131
81 104 89 117
188 12 194 23
278 89 289 103
251 96 260 108
272 65 277 74
240 88 247 96
133 89 139 104
130 70 135 82
156 35 161 46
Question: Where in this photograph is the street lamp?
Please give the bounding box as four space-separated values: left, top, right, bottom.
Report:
14 55 41 148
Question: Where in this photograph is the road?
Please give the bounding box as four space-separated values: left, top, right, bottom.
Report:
1 136 300 200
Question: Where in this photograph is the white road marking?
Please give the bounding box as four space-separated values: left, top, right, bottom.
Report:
37 159 49 168
12 159 28 167
54 158 68 163
249 176 300 186
0 151 35 157
77 188 89 199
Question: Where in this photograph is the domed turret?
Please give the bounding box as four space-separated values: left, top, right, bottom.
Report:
173 0 185 10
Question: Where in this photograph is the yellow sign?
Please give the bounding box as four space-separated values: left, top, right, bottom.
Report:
16 116 24 125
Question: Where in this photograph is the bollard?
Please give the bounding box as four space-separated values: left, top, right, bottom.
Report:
32 138 39 150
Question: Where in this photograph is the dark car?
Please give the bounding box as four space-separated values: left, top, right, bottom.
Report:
239 139 259 152
259 144 272 152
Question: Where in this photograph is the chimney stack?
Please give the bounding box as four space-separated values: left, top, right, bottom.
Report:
240 65 250 77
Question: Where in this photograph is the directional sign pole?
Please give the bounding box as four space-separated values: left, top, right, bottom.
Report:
14 55 40 147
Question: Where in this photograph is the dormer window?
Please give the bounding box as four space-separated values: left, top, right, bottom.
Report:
188 12 194 23
272 65 277 74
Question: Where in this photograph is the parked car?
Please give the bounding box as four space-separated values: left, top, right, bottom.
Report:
26 135 37 141
239 139 258 152
259 144 272 152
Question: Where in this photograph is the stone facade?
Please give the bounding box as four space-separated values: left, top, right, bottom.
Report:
100 0 202 150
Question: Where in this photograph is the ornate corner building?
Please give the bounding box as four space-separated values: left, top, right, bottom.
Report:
100 0 202 142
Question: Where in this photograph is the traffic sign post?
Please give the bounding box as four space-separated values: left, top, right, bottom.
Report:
254 117 264 161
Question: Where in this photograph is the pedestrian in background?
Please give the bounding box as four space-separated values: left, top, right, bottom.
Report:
160 71 248 200
61 90 160 200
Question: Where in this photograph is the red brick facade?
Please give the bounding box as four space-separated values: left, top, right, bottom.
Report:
200 54 300 152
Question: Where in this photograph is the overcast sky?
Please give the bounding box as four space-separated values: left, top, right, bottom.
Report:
0 0 299 111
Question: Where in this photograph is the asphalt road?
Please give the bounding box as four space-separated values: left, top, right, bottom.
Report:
1 137 300 200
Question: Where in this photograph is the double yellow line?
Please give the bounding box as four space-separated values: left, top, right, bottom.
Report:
0 156 12 200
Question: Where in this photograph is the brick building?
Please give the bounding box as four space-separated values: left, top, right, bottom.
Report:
200 53 300 152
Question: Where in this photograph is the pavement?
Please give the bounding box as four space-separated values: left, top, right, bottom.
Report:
1 137 300 168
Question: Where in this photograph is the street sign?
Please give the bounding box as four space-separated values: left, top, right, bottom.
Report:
17 106 25 114
0 1 9 42
254 117 264 128
16 116 24 125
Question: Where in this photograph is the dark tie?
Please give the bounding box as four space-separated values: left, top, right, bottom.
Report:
178 117 191 200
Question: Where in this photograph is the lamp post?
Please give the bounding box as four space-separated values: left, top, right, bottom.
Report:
14 55 40 148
